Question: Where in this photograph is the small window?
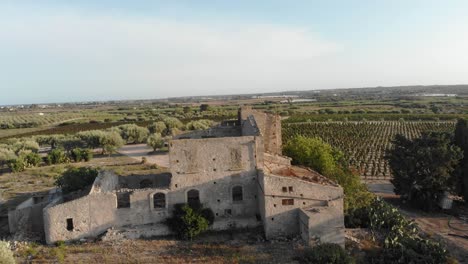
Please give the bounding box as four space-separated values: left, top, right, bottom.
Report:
187 189 200 207
225 209 232 215
117 192 131 208
232 186 243 202
282 187 287 192
288 186 293 192
66 218 74 231
282 199 294 206
153 193 166 208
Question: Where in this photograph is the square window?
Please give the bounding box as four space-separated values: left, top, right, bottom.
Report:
288 186 293 192
282 187 287 192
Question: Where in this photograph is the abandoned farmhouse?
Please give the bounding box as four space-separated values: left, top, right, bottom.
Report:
9 107 345 246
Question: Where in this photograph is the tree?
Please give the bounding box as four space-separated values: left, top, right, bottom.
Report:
199 104 211 112
283 136 344 176
163 117 183 130
55 167 99 194
77 131 103 149
283 135 373 212
386 132 462 211
100 131 124 155
59 137 86 152
166 204 210 240
0 148 16 167
11 139 39 154
112 124 149 144
185 120 213 130
147 133 164 152
454 118 468 201
183 106 192 114
148 121 167 135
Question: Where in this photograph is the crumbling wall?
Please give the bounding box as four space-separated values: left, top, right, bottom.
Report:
174 126 241 139
263 153 291 173
168 137 260 228
239 107 282 155
8 200 46 237
90 171 119 193
299 204 345 247
44 188 171 244
44 193 116 244
261 173 343 239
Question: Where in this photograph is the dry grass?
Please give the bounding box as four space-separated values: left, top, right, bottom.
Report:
14 233 305 264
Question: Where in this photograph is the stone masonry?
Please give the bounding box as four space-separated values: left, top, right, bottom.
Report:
9 107 345 247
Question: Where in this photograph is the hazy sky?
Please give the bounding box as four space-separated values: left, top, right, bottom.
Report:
1 0 468 105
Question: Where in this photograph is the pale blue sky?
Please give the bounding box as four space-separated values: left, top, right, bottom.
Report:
1 1 467 105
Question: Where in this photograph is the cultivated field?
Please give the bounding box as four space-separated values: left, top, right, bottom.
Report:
283 121 456 179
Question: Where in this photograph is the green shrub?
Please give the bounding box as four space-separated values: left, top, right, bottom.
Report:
23 152 41 167
301 243 353 264
366 236 448 264
70 148 93 162
283 135 374 212
55 167 99 194
0 240 15 264
7 158 26 172
47 149 68 165
166 204 209 240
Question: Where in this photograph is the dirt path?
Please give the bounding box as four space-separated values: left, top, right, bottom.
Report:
118 144 170 168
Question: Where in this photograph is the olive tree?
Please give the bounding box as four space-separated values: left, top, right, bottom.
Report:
147 133 164 152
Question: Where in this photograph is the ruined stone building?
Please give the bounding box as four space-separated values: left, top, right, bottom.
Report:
9 107 345 246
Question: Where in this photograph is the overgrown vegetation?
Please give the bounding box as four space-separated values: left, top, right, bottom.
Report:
55 167 99 194
166 203 212 240
386 132 462 211
300 243 354 264
363 199 449 264
283 135 374 212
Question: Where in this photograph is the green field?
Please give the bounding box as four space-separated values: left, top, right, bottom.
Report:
283 121 456 179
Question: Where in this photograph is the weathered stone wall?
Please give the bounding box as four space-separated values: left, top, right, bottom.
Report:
44 188 170 244
260 173 343 239
174 126 241 139
8 201 46 236
44 193 117 244
90 171 119 193
168 137 260 226
299 203 345 247
241 115 260 136
239 107 282 155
